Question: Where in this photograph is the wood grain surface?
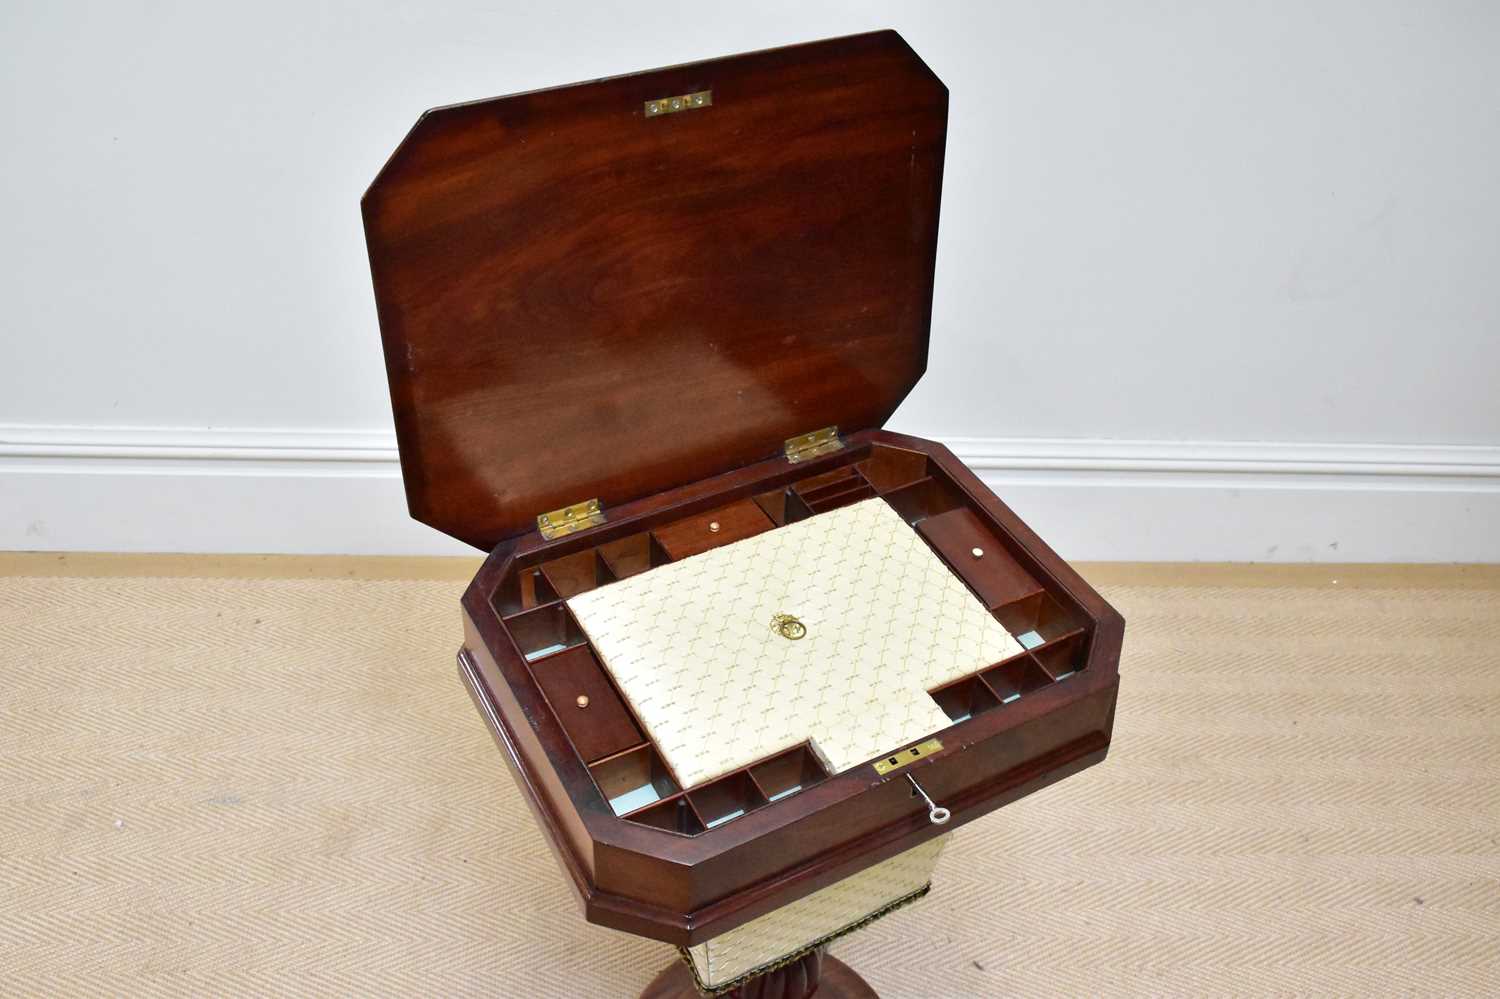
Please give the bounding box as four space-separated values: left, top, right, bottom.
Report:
362 31 947 548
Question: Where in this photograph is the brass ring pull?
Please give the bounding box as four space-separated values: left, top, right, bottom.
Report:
771 613 806 641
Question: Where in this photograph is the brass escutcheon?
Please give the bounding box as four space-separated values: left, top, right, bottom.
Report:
771 613 807 641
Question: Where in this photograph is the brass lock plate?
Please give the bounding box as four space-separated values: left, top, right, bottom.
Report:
873 738 944 775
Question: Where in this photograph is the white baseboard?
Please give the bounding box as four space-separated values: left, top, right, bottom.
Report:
2 425 1497 561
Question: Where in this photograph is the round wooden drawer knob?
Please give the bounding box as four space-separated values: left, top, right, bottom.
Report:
576 695 590 709
708 521 721 533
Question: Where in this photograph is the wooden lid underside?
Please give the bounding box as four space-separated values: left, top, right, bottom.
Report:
363 31 948 548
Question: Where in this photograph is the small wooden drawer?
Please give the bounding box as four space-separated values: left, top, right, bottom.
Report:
529 646 643 764
652 498 773 561
918 507 1044 611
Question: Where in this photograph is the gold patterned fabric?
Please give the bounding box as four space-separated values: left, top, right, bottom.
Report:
567 498 1022 789
686 835 948 989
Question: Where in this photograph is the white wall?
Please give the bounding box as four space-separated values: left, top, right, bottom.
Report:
3 1 1497 560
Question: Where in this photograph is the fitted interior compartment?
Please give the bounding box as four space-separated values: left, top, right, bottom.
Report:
805 479 877 513
591 744 680 816
749 744 830 802
881 475 965 526
528 646 643 763
505 602 587 661
982 653 1055 703
856 444 931 493
754 466 877 525
754 464 880 524
625 794 705 835
755 487 816 526
752 488 791 526
994 592 1087 650
688 772 769 829
492 566 560 617
539 549 616 599
931 675 1003 723
1032 630 1088 680
598 532 672 579
794 467 865 501
489 442 1100 838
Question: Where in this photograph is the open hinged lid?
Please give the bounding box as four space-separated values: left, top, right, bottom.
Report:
363 30 948 549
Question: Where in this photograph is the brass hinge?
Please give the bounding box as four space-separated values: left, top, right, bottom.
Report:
783 426 843 464
537 498 605 540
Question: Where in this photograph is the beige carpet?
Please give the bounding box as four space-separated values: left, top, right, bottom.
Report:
2 555 1497 997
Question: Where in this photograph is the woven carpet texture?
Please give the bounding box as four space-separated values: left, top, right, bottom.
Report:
2 555 1496 996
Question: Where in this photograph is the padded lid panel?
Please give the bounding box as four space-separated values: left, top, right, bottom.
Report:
567 498 1021 790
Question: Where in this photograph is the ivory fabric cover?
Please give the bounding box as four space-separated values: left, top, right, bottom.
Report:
567 498 1022 790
